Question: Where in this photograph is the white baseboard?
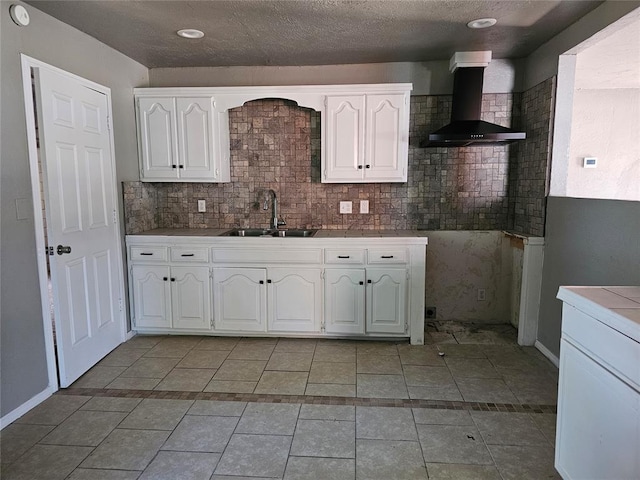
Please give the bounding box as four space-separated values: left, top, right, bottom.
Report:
0 385 57 430
535 340 559 368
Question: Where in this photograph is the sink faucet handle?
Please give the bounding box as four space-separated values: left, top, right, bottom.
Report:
277 217 286 227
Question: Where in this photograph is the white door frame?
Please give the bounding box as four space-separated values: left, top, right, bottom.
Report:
20 54 128 393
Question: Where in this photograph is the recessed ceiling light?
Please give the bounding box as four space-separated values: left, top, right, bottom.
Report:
177 29 204 39
467 18 497 29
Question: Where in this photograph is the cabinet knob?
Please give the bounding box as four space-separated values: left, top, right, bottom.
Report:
359 281 364 285
259 280 264 284
365 165 371 169
163 277 168 281
267 279 272 284
172 165 177 169
171 278 176 282
358 165 363 170
367 279 372 284
179 165 184 169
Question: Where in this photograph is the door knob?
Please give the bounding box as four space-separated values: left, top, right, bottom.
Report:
56 245 72 255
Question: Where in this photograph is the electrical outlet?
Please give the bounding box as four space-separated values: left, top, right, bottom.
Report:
360 200 369 214
477 288 486 301
197 199 206 212
425 307 437 319
339 201 352 214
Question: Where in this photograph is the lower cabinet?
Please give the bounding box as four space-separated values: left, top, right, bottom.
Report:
212 267 322 333
325 268 407 335
131 265 212 331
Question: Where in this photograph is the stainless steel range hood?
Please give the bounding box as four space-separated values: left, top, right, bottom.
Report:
421 52 525 148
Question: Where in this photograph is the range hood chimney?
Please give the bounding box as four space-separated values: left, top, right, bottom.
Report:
421 51 525 147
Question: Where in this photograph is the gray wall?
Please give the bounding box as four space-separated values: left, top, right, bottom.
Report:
537 197 640 357
0 1 148 418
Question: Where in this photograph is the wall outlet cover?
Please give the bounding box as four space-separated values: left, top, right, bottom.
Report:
360 200 369 214
339 201 352 214
197 199 206 212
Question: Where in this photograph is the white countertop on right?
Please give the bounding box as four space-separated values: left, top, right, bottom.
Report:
557 286 640 343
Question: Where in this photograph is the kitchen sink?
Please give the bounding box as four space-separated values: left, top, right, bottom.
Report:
223 228 317 237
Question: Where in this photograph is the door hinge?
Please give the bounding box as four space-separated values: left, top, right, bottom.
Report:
107 115 111 132
210 317 215 329
113 209 118 224
132 316 136 328
320 270 325 280
118 298 123 312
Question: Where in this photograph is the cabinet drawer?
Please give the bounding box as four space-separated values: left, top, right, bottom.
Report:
367 248 407 264
130 246 168 262
562 304 640 390
170 246 209 263
212 248 322 264
325 249 366 265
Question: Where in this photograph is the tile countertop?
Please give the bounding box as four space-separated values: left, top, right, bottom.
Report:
557 286 640 344
129 228 430 238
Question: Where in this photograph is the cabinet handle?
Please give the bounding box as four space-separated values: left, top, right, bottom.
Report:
358 165 363 170
365 165 371 169
163 277 168 281
367 279 372 284
267 279 272 283
359 281 364 285
338 255 350 259
381 255 394 259
181 253 195 257
171 278 176 282
140 253 153 256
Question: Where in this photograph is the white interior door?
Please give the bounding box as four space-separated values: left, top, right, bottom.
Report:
35 67 124 387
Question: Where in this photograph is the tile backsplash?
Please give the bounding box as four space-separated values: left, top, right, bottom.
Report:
124 83 553 235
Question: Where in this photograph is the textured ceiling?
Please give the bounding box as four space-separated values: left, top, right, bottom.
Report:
26 0 604 68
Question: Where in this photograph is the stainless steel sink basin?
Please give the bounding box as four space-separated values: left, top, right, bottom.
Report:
224 228 273 237
223 228 317 237
272 229 317 237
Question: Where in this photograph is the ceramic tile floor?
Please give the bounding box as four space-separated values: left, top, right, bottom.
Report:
1 324 561 479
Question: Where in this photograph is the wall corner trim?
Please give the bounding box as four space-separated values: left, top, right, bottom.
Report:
0 385 57 430
535 339 560 368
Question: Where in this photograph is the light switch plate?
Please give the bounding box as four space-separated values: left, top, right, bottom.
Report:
197 199 206 212
339 201 352 214
360 200 369 214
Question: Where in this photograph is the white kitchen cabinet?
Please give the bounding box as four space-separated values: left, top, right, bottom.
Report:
324 269 366 335
213 268 266 333
136 95 230 182
366 268 407 334
555 287 640 480
268 268 322 333
130 264 211 331
325 248 408 335
131 265 172 329
212 267 322 334
127 234 427 344
171 266 212 330
323 92 409 183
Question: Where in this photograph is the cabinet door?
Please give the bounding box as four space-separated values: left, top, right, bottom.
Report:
556 339 640 480
366 268 407 334
131 265 171 329
364 94 408 182
267 268 322 333
171 266 212 331
324 269 365 335
176 97 218 180
324 96 365 182
212 268 266 332
137 97 178 180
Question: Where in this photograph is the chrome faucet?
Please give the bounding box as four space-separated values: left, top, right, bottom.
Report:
263 189 286 230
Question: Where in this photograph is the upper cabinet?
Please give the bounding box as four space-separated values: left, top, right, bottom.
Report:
134 84 411 184
136 95 230 182
324 91 409 183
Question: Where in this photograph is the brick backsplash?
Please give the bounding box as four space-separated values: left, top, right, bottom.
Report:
124 87 551 235
507 78 556 237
